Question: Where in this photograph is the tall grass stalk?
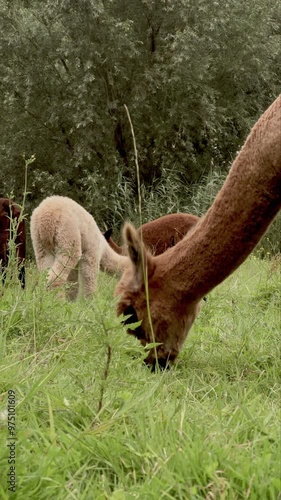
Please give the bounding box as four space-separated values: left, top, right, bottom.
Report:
124 105 159 370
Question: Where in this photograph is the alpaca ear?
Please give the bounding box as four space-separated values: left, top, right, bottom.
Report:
124 223 141 266
2 199 12 214
1 199 21 218
104 228 113 241
11 204 21 219
123 223 154 289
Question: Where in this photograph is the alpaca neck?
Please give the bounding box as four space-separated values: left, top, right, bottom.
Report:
109 237 123 255
159 96 281 302
101 242 129 273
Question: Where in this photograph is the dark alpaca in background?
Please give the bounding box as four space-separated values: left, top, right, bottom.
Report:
0 198 26 289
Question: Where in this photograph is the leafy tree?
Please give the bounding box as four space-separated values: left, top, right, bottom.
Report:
0 0 280 231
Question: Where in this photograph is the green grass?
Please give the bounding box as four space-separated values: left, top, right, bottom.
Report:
0 257 280 499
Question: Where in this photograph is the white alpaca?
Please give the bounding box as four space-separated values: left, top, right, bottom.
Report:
30 196 128 300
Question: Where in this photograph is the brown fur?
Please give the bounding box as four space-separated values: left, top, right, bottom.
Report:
0 198 26 288
104 213 200 256
115 95 281 369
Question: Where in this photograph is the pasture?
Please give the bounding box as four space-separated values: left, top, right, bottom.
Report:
0 256 280 499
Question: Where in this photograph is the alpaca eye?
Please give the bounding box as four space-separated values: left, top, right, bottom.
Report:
123 305 138 325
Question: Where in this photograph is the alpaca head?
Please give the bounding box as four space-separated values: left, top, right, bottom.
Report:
0 198 21 220
115 223 202 369
115 96 281 370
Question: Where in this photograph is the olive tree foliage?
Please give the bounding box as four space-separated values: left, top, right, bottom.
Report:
0 0 280 226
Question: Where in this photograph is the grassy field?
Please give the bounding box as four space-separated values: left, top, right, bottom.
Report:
0 256 280 499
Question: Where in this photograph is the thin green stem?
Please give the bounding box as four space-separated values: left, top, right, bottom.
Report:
124 105 159 370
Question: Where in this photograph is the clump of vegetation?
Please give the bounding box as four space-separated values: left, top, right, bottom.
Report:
1 0 280 224
0 256 280 498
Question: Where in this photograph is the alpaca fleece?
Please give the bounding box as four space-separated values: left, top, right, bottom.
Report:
115 94 281 369
31 196 128 300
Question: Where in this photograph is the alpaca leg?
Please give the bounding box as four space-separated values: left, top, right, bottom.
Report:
79 253 99 298
45 228 81 292
66 266 79 301
34 245 55 273
47 247 80 291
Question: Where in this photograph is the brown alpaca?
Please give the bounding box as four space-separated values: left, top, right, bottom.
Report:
104 213 200 256
0 198 26 289
115 95 281 370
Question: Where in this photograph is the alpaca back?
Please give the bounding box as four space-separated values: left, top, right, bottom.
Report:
140 213 199 254
30 196 104 297
31 196 98 253
31 196 128 298
106 213 200 256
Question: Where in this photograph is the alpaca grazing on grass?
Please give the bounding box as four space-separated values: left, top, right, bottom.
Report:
115 95 281 369
0 197 26 289
30 196 128 300
104 213 200 256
